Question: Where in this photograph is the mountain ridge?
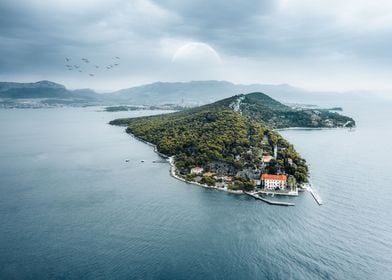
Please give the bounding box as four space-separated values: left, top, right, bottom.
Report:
0 79 370 108
173 92 355 129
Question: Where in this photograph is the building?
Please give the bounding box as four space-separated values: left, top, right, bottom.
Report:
190 167 204 174
273 145 278 159
261 174 287 190
214 175 233 182
203 172 215 177
262 155 273 163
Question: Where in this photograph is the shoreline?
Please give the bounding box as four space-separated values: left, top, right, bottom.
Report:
274 126 352 132
128 132 169 159
124 129 308 197
126 130 244 195
168 157 244 195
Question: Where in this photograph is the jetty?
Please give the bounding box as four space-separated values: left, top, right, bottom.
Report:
244 192 295 206
307 185 323 205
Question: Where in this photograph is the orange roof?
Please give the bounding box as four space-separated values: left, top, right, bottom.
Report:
191 167 203 171
204 172 215 177
261 174 287 181
225 176 233 181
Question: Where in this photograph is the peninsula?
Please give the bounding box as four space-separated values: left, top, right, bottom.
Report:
110 92 355 195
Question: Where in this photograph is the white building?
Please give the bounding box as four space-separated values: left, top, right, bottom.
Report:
190 167 204 174
262 155 273 163
261 174 287 190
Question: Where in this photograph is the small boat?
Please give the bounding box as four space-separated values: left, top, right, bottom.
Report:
141 160 145 163
125 159 130 162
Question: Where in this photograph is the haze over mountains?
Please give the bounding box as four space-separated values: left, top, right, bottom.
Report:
0 80 372 108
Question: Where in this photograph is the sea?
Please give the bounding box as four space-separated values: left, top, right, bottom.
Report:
0 99 391 279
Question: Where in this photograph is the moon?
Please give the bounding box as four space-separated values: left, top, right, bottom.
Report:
172 42 221 65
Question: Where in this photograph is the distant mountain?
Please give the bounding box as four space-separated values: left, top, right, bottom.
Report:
103 81 231 106
0 80 66 92
0 81 98 99
0 81 103 108
104 80 363 107
0 79 370 109
105 80 303 106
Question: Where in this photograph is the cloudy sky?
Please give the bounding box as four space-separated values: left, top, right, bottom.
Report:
1 0 392 92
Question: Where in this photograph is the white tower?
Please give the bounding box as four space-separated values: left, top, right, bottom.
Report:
274 144 278 159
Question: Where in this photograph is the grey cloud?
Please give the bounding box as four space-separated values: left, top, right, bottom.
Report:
0 0 391 91
152 0 278 55
153 0 275 28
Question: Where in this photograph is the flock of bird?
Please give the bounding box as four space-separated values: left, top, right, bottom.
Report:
64 56 121 77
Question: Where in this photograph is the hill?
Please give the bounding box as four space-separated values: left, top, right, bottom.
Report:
210 93 355 129
111 92 344 190
0 81 103 108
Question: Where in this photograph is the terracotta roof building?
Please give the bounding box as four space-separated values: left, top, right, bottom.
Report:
190 167 204 174
261 174 287 190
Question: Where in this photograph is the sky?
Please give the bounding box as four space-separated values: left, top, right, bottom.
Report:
1 0 392 92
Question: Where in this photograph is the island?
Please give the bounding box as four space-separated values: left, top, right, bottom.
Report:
110 92 355 199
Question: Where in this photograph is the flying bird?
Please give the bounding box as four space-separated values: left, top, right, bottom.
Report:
65 57 71 61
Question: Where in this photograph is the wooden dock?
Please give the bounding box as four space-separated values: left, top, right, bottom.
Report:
244 192 295 206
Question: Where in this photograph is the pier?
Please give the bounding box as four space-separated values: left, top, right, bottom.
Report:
307 185 323 205
244 192 295 206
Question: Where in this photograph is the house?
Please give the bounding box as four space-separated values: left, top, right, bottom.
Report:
214 175 233 182
203 172 215 177
222 176 233 182
262 155 273 163
261 174 287 190
190 167 204 174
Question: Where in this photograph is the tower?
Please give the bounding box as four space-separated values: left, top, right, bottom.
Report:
274 144 277 159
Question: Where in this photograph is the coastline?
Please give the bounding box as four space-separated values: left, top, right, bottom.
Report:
126 132 307 196
274 126 350 132
128 132 169 159
124 129 313 198
168 157 244 195
125 130 244 195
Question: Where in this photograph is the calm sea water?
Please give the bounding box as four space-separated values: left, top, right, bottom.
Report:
0 101 391 279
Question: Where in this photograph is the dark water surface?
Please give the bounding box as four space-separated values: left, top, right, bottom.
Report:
0 103 391 279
